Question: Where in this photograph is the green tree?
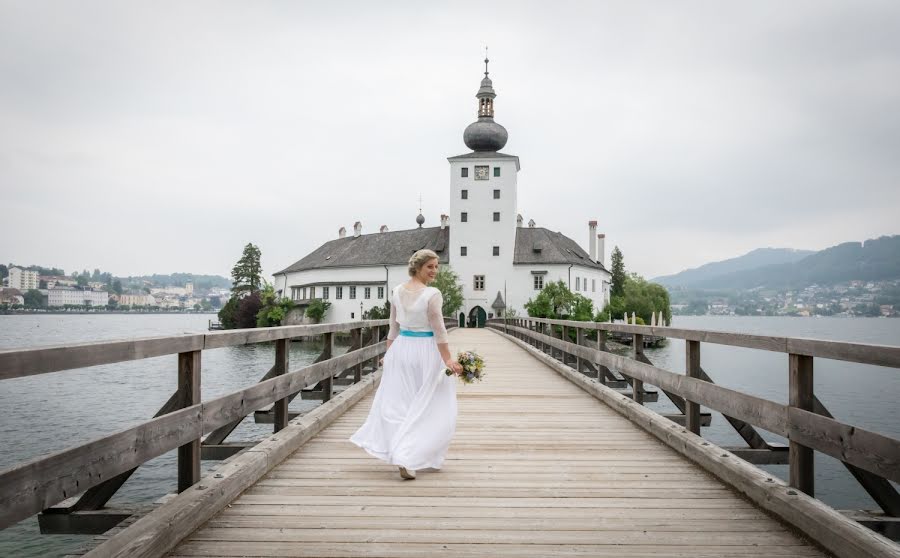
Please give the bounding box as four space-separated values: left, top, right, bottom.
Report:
218 297 239 329
610 246 626 298
571 294 594 321
112 279 123 295
601 273 672 325
231 243 262 297
431 266 464 316
524 280 577 318
23 289 45 309
304 298 331 323
0 264 7 281
363 301 391 320
256 283 294 327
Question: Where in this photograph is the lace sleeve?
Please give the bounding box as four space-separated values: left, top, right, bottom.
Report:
387 293 400 340
427 289 449 344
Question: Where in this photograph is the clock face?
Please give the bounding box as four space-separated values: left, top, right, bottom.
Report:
474 165 489 180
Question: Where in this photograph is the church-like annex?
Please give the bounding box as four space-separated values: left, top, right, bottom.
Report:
274 58 610 327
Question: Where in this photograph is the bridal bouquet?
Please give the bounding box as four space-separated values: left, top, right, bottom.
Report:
445 350 485 384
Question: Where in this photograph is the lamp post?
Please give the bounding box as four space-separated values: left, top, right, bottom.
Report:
360 301 363 321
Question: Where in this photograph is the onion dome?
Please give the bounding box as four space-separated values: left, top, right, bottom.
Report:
416 213 425 228
463 54 509 152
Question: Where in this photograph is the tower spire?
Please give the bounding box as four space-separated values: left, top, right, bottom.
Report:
463 52 508 152
484 46 489 77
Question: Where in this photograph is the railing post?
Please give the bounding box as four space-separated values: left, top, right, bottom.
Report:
273 338 290 432
576 327 584 373
351 327 363 383
632 333 644 405
789 353 815 496
685 340 701 435
177 350 201 492
596 328 607 384
371 326 381 372
561 326 568 364
321 331 334 402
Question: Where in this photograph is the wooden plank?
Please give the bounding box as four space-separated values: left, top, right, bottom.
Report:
788 407 900 484
0 334 205 380
321 331 334 403
170 541 825 557
789 353 815 496
0 406 200 530
632 333 644 405
177 350 202 492
523 317 900 369
813 397 900 515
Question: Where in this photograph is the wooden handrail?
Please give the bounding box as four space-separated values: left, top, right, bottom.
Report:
0 319 390 381
491 317 900 368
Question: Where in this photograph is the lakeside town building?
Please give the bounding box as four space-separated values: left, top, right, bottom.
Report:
274 59 610 326
48 287 109 307
7 267 39 291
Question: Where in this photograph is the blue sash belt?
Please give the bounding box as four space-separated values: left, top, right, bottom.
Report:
399 329 434 337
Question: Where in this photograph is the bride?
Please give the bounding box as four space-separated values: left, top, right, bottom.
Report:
350 249 463 479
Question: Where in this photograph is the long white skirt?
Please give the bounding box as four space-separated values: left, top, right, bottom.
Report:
350 335 457 470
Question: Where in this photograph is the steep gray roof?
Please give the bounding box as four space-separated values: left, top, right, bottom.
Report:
513 227 608 271
276 227 449 274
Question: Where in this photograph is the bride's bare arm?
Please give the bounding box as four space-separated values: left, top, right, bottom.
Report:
429 291 462 374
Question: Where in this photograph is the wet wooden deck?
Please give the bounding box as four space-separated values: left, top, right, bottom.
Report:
169 328 826 557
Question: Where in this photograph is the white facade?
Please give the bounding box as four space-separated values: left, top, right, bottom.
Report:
48 287 109 307
276 265 405 323
8 267 39 291
118 293 157 306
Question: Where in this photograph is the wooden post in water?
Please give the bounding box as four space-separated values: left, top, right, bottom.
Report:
177 350 201 492
273 338 290 432
790 353 815 496
632 333 644 405
321 332 334 402
685 340 701 435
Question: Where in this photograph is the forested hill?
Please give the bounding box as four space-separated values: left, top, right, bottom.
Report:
655 235 900 290
653 248 814 287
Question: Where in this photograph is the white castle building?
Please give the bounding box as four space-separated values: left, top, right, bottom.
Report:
274 58 610 327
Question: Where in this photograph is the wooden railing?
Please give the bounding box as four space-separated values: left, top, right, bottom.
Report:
487 317 900 519
0 320 391 533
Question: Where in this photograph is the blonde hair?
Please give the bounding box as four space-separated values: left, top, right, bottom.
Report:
408 249 439 277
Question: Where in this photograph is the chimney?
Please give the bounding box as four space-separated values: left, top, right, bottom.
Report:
379 225 389 233
588 221 598 261
528 219 535 228
353 221 362 238
440 214 449 229
516 214 523 228
338 226 346 239
597 233 606 266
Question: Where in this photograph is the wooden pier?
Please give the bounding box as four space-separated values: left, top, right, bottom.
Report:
0 319 898 557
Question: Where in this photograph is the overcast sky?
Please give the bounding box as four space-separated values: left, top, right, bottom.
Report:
1 1 898 281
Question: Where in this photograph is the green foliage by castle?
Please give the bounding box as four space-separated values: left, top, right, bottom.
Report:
524 280 593 321
304 298 331 323
363 301 391 320
431 266 464 317
256 283 294 327
600 273 672 325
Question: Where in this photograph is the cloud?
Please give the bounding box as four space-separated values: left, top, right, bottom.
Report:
1 1 897 279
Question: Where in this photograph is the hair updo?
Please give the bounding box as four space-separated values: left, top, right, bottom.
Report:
408 249 439 277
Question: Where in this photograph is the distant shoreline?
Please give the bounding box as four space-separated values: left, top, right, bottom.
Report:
0 310 220 316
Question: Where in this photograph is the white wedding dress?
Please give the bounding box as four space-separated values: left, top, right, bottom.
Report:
349 284 457 471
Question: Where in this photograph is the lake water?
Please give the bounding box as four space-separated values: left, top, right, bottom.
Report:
0 314 898 556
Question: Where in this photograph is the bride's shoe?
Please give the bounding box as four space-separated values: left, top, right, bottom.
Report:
399 466 416 480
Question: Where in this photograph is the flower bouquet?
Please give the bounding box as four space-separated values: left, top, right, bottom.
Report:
445 350 485 384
